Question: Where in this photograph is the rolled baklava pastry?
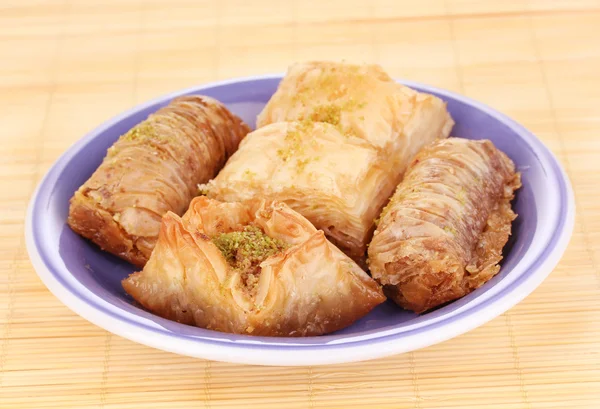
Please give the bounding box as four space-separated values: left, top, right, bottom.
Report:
201 121 398 262
257 61 454 178
68 96 250 267
368 138 522 313
122 197 385 336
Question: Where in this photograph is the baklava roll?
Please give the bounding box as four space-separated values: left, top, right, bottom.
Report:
122 197 385 336
257 61 454 180
68 96 250 267
368 138 521 313
201 121 398 262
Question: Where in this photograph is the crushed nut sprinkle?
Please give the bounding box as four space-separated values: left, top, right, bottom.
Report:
212 225 289 271
310 104 342 126
277 121 313 162
121 121 162 142
296 158 311 173
212 225 289 298
444 226 458 236
243 169 257 179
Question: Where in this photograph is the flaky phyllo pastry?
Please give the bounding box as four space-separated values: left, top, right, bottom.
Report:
202 121 398 262
122 197 386 336
204 62 454 261
68 95 250 267
257 61 454 179
368 138 522 313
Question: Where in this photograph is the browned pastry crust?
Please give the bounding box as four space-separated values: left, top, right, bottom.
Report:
368 138 522 313
202 121 397 263
68 96 250 267
122 197 386 336
257 61 454 169
206 62 453 262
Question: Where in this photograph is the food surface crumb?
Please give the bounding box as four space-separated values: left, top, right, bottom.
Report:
212 225 289 273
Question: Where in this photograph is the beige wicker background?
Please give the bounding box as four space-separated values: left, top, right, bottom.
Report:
2 0 600 407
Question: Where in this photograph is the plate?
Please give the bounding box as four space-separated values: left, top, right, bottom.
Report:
25 75 575 366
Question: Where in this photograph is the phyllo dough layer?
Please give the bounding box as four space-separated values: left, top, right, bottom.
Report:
208 61 454 261
68 95 250 267
122 197 385 336
202 121 397 261
368 138 522 313
258 61 454 178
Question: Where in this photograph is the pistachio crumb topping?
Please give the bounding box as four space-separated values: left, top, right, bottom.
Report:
310 104 341 126
243 169 256 179
296 158 311 173
277 121 313 162
212 226 289 273
213 226 288 298
121 121 161 142
444 226 458 236
289 66 369 137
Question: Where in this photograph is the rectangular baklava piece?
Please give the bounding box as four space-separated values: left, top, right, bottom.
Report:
203 62 454 261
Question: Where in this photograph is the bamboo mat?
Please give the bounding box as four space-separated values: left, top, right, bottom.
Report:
1 0 600 407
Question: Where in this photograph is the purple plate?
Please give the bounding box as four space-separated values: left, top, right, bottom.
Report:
26 75 574 366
